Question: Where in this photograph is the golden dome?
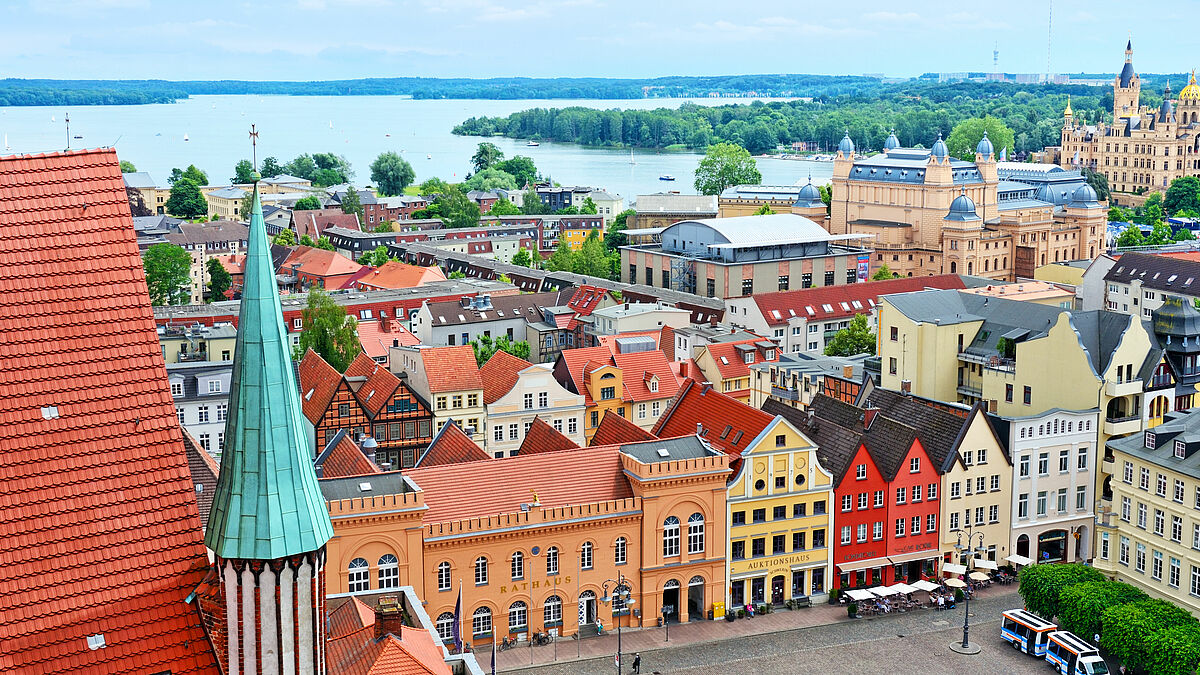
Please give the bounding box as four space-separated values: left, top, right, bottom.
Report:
1064 95 1073 116
1179 70 1200 102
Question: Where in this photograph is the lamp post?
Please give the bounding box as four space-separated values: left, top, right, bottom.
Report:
599 572 635 675
949 526 986 655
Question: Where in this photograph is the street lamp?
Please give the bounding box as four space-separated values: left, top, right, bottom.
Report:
949 526 987 655
600 571 635 675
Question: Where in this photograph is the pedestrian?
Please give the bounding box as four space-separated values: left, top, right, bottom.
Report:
632 653 641 674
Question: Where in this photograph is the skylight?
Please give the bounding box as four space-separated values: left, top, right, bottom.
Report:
852 301 863 309
657 448 670 457
358 482 373 492
40 406 59 420
822 304 834 312
806 306 816 315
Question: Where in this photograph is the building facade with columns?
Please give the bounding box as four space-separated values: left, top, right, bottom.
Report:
829 130 1106 282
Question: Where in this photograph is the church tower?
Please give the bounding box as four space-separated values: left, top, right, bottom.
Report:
1114 39 1141 117
205 180 335 675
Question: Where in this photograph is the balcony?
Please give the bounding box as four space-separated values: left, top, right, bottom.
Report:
178 350 209 362
771 385 801 402
1105 379 1142 397
1103 414 1140 436
956 382 983 398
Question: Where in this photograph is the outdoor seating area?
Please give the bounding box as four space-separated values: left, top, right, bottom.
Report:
838 563 1009 617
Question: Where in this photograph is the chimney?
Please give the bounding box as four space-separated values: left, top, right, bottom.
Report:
374 596 406 639
380 311 392 332
393 338 400 347
701 381 712 394
361 436 378 464
696 422 703 436
900 379 912 394
862 407 880 429
842 365 854 379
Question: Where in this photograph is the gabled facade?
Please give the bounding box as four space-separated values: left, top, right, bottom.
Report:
936 407 1013 566
692 337 779 402
553 346 629 441
484 362 585 458
390 345 486 444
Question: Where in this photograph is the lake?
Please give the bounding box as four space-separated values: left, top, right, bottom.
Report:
0 95 834 206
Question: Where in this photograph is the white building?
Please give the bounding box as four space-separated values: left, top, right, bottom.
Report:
484 363 585 457
167 361 233 460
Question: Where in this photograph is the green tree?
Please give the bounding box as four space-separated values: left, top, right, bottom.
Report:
315 235 335 251
470 334 530 367
754 203 775 215
1139 192 1166 226
373 222 395 232
1175 227 1197 242
1146 219 1173 246
294 195 321 210
495 156 538 187
119 160 137 173
555 205 581 215
693 142 762 195
1115 224 1145 248
1145 623 1200 675
370 151 416 196
168 164 208 187
544 240 575 272
521 187 548 215
573 229 610 278
1101 599 1198 674
580 197 598 215
259 156 283 178
434 185 481 228
511 247 533 268
872 264 896 280
232 159 256 184
1082 167 1110 202
944 116 1015 161
357 245 393 267
299 234 317 247
273 228 296 246
294 289 359 372
419 177 449 195
206 257 232 302
312 152 353 184
471 142 504 172
1057 581 1147 641
1017 563 1104 620
143 243 192 306
1108 206 1134 222
1165 176 1200 216
339 187 364 221
448 270 466 279
824 314 876 357
487 198 522 216
464 167 518 192
165 178 208 218
605 209 635 250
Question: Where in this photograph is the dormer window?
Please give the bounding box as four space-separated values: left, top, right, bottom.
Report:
649 377 658 393
208 380 222 394
1175 440 1186 459
765 349 776 360
743 352 754 364
1145 431 1156 449
171 381 183 397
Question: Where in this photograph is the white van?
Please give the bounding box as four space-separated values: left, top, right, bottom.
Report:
1000 609 1057 657
1046 631 1108 675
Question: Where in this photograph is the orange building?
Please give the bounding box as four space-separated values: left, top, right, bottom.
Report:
321 438 729 649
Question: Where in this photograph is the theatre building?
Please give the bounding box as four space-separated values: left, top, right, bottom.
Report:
321 437 730 649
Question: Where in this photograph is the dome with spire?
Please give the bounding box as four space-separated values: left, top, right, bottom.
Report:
1159 97 1176 125
1069 183 1099 206
930 133 949 160
976 130 994 157
945 191 980 221
1180 70 1200 102
837 133 855 156
1119 39 1136 87
883 131 900 151
1064 95 1073 117
793 178 823 208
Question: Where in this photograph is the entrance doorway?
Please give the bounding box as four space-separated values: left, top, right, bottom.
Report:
771 575 785 605
688 576 705 621
578 590 596 626
662 580 680 623
1016 534 1030 558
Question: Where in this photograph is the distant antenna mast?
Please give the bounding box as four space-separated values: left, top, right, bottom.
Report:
1046 0 1053 83
993 42 999 74
65 113 70 150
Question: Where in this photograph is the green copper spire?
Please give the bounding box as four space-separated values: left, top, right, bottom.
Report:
205 182 334 560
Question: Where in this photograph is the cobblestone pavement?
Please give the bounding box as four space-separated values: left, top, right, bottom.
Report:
502 587 1101 674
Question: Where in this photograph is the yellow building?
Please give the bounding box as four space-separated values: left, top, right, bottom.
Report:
157 323 238 364
554 346 630 441
389 345 488 444
1054 41 1200 205
204 187 248 220
725 416 834 607
1034 260 1090 287
717 183 829 224
937 406 1013 564
1099 412 1200 617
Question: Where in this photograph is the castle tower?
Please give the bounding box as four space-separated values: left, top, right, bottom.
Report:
926 133 953 185
1063 95 1073 125
1114 39 1141 117
942 189 982 277
975 130 997 183
1178 70 1200 126
205 181 335 675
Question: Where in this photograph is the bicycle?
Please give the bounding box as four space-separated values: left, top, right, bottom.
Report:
499 636 514 651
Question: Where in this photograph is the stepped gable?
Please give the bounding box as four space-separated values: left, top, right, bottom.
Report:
0 149 218 673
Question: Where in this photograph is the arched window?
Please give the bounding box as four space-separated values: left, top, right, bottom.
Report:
663 516 680 557
580 541 594 570
950 261 957 274
471 607 492 637
437 561 451 591
348 557 369 593
511 550 524 581
687 513 705 554
436 612 455 642
474 556 488 586
544 595 563 625
967 262 973 275
614 537 627 565
378 554 399 589
546 546 559 575
508 601 528 631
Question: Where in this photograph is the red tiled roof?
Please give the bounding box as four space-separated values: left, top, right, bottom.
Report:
407 445 631 523
357 318 420 362
320 433 382 479
0 149 218 673
416 422 491 467
352 261 447 291
675 358 703 381
183 430 220 528
589 410 656 446
420 346 482 394
612 350 681 402
345 352 402 416
652 378 773 456
326 600 450 675
479 349 530 404
566 284 612 316
298 348 343 425
295 209 360 239
327 597 377 641
283 245 365 279
517 416 579 455
752 274 966 326
557 345 614 406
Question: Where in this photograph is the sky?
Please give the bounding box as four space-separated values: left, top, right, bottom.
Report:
4 0 1199 81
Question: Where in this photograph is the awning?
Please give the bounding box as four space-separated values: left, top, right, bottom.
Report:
1005 554 1033 566
845 588 876 601
890 582 917 594
871 586 900 597
911 580 940 592
942 563 967 575
889 550 941 565
837 556 892 573
973 558 998 570
944 578 967 588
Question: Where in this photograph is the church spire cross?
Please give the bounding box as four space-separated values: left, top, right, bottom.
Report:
249 124 260 173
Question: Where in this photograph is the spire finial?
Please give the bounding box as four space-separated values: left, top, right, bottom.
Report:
248 124 260 175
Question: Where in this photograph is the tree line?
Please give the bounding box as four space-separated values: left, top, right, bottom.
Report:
453 81 1123 155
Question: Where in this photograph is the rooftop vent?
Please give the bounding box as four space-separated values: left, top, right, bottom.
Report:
86 634 106 651
358 482 373 493
656 448 670 458
41 406 59 420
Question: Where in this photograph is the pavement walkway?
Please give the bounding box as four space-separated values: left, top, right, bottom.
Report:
492 583 1021 672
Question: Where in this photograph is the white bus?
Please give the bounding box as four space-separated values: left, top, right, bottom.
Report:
1046 631 1108 675
1000 609 1057 657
